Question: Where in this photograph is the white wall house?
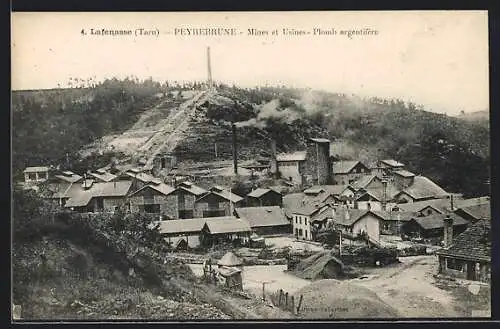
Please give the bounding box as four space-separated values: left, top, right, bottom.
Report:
24 166 49 183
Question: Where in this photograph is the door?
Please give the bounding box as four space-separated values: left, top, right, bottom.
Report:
466 261 476 280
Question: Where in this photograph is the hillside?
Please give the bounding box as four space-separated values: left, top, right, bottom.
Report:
11 80 490 197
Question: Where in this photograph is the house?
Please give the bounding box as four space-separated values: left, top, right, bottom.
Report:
128 182 177 219
276 151 307 185
282 190 337 219
330 208 381 242
377 159 405 173
331 160 370 185
393 176 449 204
173 181 208 219
454 203 491 222
374 211 416 235
194 186 244 218
53 170 83 184
401 213 469 240
355 190 384 211
435 220 491 282
156 218 207 249
218 251 243 268
291 204 333 241
350 175 384 191
394 198 453 215
89 168 118 183
125 169 163 192
246 188 283 207
64 180 133 213
23 166 50 183
304 184 347 197
200 217 252 247
393 170 416 189
234 206 291 235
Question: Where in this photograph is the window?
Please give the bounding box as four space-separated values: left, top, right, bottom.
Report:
161 157 166 169
298 229 303 237
179 210 194 219
295 228 299 237
295 217 298 224
383 223 390 231
96 198 104 211
427 209 432 215
305 230 308 239
144 204 161 214
304 218 308 225
299 218 302 225
28 173 36 180
446 258 463 271
203 209 226 218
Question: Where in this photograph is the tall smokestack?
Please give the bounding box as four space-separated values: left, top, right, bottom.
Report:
270 139 277 177
232 124 238 175
450 194 454 211
207 46 213 88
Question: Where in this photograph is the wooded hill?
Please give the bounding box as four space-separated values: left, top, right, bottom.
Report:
12 79 490 197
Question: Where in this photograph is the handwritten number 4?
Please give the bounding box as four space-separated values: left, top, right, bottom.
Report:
81 29 86 36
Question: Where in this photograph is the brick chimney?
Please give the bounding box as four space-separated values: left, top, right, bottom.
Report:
443 214 454 247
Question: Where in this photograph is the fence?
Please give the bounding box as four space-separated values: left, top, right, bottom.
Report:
269 288 304 315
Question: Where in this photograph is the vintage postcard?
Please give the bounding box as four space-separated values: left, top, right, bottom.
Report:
11 11 491 321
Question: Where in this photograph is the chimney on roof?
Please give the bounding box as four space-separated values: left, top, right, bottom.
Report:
345 209 350 221
443 214 454 247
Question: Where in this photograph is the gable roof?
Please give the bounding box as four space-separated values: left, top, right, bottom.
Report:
454 196 490 209
398 176 448 200
89 171 118 182
285 192 334 217
276 151 307 162
394 170 415 178
64 181 133 208
247 188 281 198
129 183 176 197
218 252 243 266
125 171 162 184
44 182 74 199
380 159 405 168
156 218 207 235
355 190 382 202
332 161 362 174
350 175 380 190
64 192 94 207
372 210 415 222
455 203 491 221
332 209 386 227
24 166 49 173
54 171 83 183
435 220 490 262
197 189 244 203
175 181 207 196
407 213 469 230
203 217 252 234
235 206 289 228
309 138 330 143
396 198 452 213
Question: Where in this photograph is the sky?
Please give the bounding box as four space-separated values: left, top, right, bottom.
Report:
11 11 489 115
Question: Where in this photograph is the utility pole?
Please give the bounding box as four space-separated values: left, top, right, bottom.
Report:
207 46 213 89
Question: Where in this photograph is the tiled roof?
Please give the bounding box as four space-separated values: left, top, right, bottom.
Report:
65 192 93 207
436 220 491 262
129 183 176 197
247 188 275 198
198 188 244 203
350 175 379 190
276 151 307 162
373 210 416 222
125 171 160 184
24 166 49 173
85 181 132 197
399 176 449 200
45 182 74 198
380 159 405 168
89 171 118 182
283 192 333 217
176 181 207 196
309 138 330 143
455 203 491 221
332 161 362 174
408 213 469 230
54 171 83 183
332 209 370 226
394 170 415 178
303 187 325 195
235 206 289 228
396 198 451 213
204 217 252 234
156 218 207 235
218 252 243 267
454 196 490 209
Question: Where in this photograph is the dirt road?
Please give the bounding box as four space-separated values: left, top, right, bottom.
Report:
351 256 461 318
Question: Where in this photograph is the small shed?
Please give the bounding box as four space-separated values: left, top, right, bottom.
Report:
217 266 243 291
218 251 243 269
